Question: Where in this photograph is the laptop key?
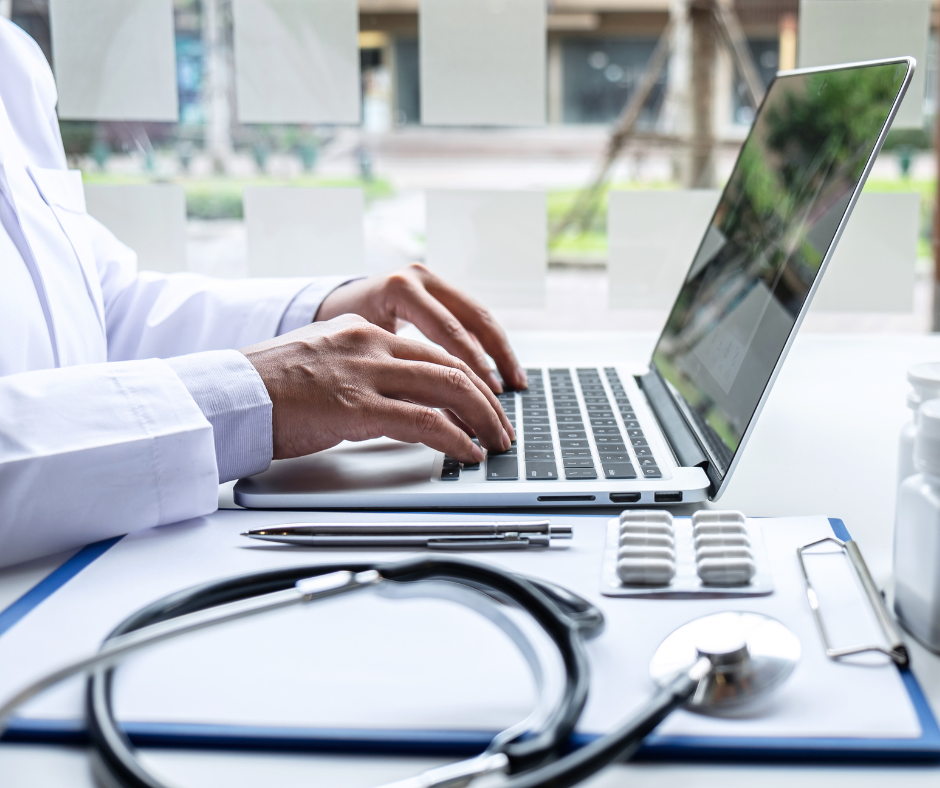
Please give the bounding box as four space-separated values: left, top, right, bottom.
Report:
562 448 592 458
563 457 595 467
525 451 556 460
462 462 480 470
622 420 640 429
565 467 598 480
525 435 553 444
441 468 461 480
636 456 657 467
602 463 637 479
597 443 627 452
442 456 460 469
592 427 622 436
525 424 553 434
631 437 650 448
590 418 618 426
525 462 558 480
595 436 625 445
634 446 653 457
523 417 551 426
487 455 519 480
560 440 589 449
599 453 631 463
627 429 645 438
641 466 662 478
558 431 587 440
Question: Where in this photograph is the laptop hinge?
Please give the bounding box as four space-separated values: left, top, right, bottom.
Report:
637 369 721 496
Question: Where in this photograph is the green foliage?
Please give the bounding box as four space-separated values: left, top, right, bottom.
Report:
80 173 396 220
59 121 97 157
882 127 932 151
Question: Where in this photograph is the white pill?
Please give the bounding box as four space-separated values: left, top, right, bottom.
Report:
618 545 676 563
694 534 750 552
691 510 746 527
620 510 674 528
697 557 756 586
692 522 748 538
619 522 674 537
617 557 676 586
620 533 675 550
695 546 752 562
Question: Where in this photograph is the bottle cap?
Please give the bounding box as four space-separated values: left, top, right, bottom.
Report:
915 399 940 475
907 363 940 410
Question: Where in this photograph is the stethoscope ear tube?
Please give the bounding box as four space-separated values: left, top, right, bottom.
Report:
81 557 601 788
498 663 707 788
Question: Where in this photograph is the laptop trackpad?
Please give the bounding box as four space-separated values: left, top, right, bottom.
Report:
240 438 436 494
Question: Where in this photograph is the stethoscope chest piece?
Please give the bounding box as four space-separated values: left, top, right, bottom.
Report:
649 611 801 715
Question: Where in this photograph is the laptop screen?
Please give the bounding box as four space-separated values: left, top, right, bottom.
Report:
651 60 910 477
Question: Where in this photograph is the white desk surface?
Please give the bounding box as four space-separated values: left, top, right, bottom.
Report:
4 330 940 787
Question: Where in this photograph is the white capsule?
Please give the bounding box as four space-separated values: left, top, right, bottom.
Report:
620 510 674 529
618 545 676 563
695 546 752 562
697 557 756 586
691 510 746 527
617 557 676 586
692 522 748 538
619 522 674 537
694 534 750 552
620 533 675 550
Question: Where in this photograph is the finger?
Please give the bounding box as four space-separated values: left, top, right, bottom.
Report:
442 408 474 437
380 359 511 452
370 398 484 464
389 278 507 393
384 334 515 442
413 265 527 390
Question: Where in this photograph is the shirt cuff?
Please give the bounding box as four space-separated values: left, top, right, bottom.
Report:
166 350 273 483
277 276 364 335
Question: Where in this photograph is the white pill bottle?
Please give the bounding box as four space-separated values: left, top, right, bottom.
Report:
898 363 940 488
895 399 940 651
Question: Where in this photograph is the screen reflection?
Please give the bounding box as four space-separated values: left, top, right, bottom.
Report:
652 61 909 470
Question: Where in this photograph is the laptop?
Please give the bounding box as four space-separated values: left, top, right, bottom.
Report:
235 58 914 510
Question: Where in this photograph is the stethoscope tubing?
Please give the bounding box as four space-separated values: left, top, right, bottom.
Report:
83 557 602 788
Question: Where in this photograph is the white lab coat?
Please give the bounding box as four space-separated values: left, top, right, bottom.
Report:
0 20 334 567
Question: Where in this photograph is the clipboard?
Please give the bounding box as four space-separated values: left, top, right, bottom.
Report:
1 517 939 763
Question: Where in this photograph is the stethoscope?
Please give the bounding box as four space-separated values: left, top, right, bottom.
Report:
0 556 800 788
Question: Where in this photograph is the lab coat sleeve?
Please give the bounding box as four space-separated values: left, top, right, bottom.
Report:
89 216 357 361
165 349 273 484
0 359 219 569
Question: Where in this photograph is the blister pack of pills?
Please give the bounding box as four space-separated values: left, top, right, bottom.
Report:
600 510 774 598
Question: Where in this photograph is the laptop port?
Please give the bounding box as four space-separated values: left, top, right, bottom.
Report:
537 495 596 502
654 492 683 503
609 493 641 503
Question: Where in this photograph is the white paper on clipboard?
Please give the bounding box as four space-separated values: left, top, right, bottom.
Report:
0 513 921 741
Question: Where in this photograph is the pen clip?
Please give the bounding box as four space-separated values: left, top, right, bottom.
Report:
427 535 547 550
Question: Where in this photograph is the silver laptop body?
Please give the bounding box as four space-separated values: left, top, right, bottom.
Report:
235 58 914 511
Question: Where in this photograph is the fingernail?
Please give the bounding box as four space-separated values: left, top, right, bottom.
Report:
505 422 516 442
471 444 485 462
488 371 504 393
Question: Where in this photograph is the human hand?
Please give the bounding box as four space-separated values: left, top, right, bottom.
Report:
240 315 515 463
315 263 528 393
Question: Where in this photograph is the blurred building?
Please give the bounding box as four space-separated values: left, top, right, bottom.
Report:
359 0 800 132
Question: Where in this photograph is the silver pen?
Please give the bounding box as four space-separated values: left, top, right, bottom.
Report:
241 520 572 550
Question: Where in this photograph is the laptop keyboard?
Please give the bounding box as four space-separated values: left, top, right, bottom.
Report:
440 367 662 482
